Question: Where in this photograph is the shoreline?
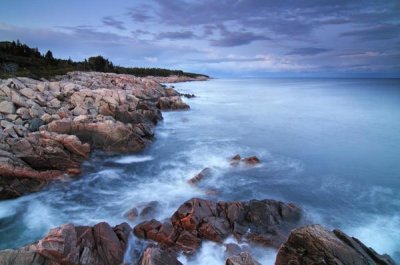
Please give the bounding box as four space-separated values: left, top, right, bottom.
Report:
0 71 205 200
0 74 397 265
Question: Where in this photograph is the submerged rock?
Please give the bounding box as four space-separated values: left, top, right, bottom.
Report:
187 167 212 185
134 198 302 253
275 224 396 265
0 222 131 265
230 155 261 166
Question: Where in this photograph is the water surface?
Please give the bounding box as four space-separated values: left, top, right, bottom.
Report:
1 78 399 263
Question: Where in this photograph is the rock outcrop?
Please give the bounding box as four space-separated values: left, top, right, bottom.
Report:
0 72 191 199
275 224 396 265
138 246 183 265
226 252 261 265
0 222 131 265
134 198 302 253
147 75 208 83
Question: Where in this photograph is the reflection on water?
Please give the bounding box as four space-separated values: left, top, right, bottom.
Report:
1 78 400 263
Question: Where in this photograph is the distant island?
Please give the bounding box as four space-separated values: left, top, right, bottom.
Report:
0 40 209 79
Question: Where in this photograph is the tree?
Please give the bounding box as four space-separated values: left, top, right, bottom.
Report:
88 55 111 72
44 50 54 61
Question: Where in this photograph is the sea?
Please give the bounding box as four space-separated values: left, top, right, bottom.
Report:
1 78 399 264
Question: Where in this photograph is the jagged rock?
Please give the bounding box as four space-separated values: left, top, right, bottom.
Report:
187 167 212 185
134 198 301 253
138 246 183 265
0 72 194 199
230 155 261 166
0 222 132 265
226 252 261 265
242 156 260 165
156 96 189 110
275 224 396 265
0 101 16 114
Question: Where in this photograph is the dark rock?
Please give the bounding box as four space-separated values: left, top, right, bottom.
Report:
140 201 160 219
242 156 261 165
138 246 183 265
126 207 139 221
187 167 212 185
0 222 132 265
134 198 301 253
28 118 44 132
275 224 396 265
226 252 261 265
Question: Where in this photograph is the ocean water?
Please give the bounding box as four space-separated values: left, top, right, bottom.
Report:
0 78 399 264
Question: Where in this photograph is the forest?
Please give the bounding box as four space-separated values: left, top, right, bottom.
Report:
0 40 208 79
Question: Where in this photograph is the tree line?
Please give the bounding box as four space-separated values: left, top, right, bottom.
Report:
0 41 208 79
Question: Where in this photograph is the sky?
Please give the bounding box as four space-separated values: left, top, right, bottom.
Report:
0 0 400 77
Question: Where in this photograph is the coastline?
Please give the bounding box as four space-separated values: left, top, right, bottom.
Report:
0 74 397 265
0 71 204 200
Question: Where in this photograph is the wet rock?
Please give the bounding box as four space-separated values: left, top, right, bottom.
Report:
230 155 261 166
140 201 160 219
230 154 241 166
275 224 396 265
126 207 139 221
138 246 183 265
224 243 243 258
0 222 132 265
187 167 212 185
242 156 260 165
0 72 195 199
226 252 261 265
157 96 189 110
134 198 301 253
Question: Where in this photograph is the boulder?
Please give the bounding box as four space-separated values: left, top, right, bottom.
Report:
0 101 16 114
226 252 261 265
187 167 212 185
0 222 132 265
134 198 301 253
138 246 183 265
242 156 261 165
275 224 396 265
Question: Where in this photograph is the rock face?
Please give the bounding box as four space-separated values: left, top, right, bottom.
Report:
0 72 190 199
187 167 212 185
147 75 208 83
226 252 261 265
138 246 183 265
134 198 302 253
275 224 396 265
0 222 131 265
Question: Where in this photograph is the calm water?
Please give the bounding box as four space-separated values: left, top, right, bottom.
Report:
1 78 399 264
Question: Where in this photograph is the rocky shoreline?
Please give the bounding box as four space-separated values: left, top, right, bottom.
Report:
0 72 397 265
0 72 193 199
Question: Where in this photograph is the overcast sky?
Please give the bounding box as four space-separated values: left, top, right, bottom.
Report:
1 0 399 77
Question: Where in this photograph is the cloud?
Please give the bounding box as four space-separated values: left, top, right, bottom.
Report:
144 56 158 62
127 9 152 22
286 47 331 56
156 30 197 40
102 16 126 30
210 31 269 47
340 24 400 41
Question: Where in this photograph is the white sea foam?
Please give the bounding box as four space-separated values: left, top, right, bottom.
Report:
113 155 154 164
178 238 277 265
346 215 400 258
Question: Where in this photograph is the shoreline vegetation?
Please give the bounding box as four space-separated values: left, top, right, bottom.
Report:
0 42 397 265
0 40 209 80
